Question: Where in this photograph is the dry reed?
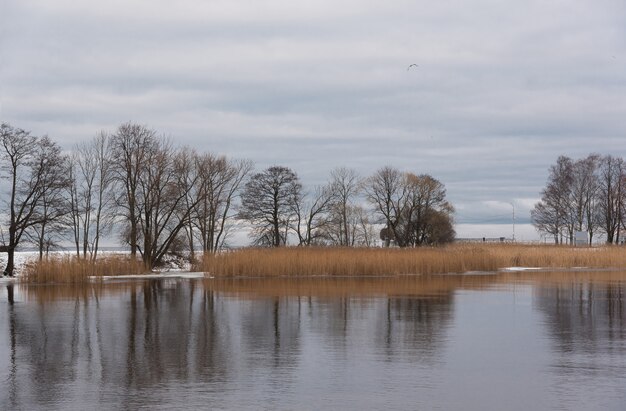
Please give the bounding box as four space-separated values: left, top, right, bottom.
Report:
23 254 149 283
194 244 626 278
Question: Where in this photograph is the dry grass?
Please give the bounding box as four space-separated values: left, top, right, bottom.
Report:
21 244 626 283
23 254 149 283
194 244 626 278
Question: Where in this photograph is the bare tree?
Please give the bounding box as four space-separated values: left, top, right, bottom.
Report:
240 166 301 247
598 155 626 244
178 147 199 260
345 204 377 246
111 122 156 257
294 184 334 246
365 167 454 247
0 123 65 276
364 166 408 247
572 154 601 244
28 137 71 260
327 167 362 246
67 132 116 260
135 140 203 268
532 156 574 244
531 201 559 243
192 153 252 253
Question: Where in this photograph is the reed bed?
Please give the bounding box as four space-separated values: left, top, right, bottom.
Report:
23 255 149 283
194 244 626 278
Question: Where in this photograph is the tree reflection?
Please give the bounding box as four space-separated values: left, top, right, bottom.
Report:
535 281 626 355
378 294 454 363
6 285 17 410
1 278 457 409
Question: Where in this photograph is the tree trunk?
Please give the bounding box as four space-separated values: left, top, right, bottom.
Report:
3 248 15 277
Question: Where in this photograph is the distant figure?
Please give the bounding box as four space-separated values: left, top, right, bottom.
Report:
407 64 419 71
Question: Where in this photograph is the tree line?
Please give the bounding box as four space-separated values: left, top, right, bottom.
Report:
532 154 626 244
1 121 455 276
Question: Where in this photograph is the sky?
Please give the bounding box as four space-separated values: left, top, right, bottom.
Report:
2 0 626 241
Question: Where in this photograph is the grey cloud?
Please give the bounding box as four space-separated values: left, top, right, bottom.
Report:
2 0 626 240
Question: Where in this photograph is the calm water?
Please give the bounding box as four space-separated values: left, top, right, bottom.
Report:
1 273 626 410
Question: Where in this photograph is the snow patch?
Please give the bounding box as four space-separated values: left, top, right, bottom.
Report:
94 272 206 281
500 267 543 272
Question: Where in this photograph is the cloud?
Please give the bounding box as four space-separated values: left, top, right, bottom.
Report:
2 0 626 241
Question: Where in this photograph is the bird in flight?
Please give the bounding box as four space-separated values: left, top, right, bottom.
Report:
407 64 419 71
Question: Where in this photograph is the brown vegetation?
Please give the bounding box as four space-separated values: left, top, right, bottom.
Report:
20 244 626 283
195 244 626 278
23 255 149 283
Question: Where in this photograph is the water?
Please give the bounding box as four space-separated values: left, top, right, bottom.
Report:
1 272 626 410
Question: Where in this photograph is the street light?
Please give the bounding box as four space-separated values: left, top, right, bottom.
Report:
508 201 516 242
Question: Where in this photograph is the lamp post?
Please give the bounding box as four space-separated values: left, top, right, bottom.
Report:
508 202 516 242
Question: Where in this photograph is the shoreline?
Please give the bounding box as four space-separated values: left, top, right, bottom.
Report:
6 244 626 283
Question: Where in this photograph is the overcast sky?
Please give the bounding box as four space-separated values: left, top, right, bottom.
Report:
2 0 626 240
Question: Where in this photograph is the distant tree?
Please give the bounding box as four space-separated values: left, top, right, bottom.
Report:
422 209 456 245
531 201 561 243
327 167 362 246
364 166 407 247
571 154 601 244
240 166 301 247
597 155 626 244
294 184 334 246
191 153 252 253
532 156 574 244
344 204 377 246
365 167 454 247
0 123 65 276
404 173 455 246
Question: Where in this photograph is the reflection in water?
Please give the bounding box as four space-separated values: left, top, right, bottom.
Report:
6 285 17 410
534 280 626 409
536 281 626 353
0 273 625 410
0 279 455 409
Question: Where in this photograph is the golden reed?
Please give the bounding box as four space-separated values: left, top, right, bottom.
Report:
23 254 148 283
22 244 626 283
195 244 626 278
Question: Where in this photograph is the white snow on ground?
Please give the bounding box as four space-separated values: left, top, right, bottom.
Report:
0 251 40 277
499 267 543 272
95 272 206 281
